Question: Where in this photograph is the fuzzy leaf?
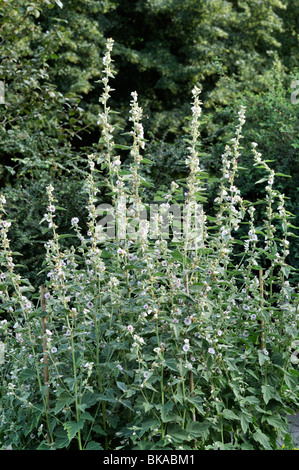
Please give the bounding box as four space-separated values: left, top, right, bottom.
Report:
63 420 84 442
240 412 252 434
54 392 75 414
253 429 272 450
85 441 103 450
222 409 240 421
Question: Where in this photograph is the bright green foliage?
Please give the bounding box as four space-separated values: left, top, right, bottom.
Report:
0 0 84 183
42 0 289 137
1 0 298 285
40 0 116 126
202 63 299 275
0 1 94 284
277 0 299 71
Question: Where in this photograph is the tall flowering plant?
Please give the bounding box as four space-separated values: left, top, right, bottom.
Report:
0 39 298 451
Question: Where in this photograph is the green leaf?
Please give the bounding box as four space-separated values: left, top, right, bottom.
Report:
258 350 270 366
252 429 272 450
55 392 75 414
140 179 155 188
261 384 281 404
164 358 179 372
213 442 235 450
140 417 160 432
144 382 158 392
53 428 69 449
80 412 95 422
263 414 288 434
240 442 255 450
240 396 260 406
114 144 131 150
173 391 184 406
141 401 154 413
276 173 291 178
155 402 173 421
186 396 205 415
222 409 240 421
284 371 298 392
85 441 103 450
185 421 211 439
281 265 291 278
58 234 76 240
261 384 273 404
93 425 107 436
255 177 268 185
96 390 117 403
63 420 84 442
240 412 252 434
19 368 35 380
116 381 127 392
81 392 102 408
167 424 192 443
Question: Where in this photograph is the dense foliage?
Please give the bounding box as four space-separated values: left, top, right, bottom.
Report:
0 0 298 279
0 1 298 452
0 41 298 450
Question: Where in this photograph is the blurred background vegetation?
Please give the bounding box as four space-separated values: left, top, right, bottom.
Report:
0 0 298 286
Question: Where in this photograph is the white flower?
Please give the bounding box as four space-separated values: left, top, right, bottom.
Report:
84 362 94 370
208 348 215 354
184 317 192 326
183 343 190 352
263 348 269 356
127 325 133 332
71 217 79 225
51 347 57 354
